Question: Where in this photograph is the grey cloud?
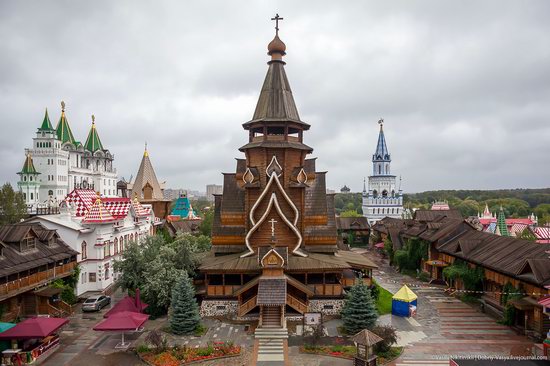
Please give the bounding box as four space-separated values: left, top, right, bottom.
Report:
1 0 549 194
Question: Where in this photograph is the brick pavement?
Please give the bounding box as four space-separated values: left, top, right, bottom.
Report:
367 250 536 365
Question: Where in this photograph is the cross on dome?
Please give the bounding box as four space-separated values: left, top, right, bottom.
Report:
271 13 284 34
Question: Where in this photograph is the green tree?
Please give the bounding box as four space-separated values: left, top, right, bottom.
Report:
170 272 201 335
519 228 536 241
114 233 210 316
0 183 28 225
142 246 184 316
340 210 361 218
341 282 378 334
199 209 214 237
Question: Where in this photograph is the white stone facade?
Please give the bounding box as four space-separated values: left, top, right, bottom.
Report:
308 299 345 316
28 202 154 297
20 108 118 212
362 122 403 225
200 300 239 317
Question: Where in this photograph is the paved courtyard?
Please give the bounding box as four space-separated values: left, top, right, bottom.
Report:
366 249 537 366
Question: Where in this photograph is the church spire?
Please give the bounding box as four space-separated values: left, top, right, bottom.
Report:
55 101 77 145
373 119 390 162
496 206 510 237
38 108 54 131
243 14 309 131
84 114 105 153
18 152 39 175
131 145 163 200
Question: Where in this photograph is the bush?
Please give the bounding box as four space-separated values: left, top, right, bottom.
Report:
372 325 398 353
196 344 214 357
145 330 168 353
330 345 344 352
136 344 150 353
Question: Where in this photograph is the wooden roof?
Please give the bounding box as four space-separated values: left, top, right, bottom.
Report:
243 61 310 129
0 223 77 277
335 250 378 270
351 329 383 346
336 217 370 231
257 278 287 305
438 230 550 287
414 209 463 222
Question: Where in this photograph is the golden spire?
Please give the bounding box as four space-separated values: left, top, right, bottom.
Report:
143 142 149 157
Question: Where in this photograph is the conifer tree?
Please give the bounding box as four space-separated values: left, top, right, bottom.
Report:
341 281 378 334
170 272 200 335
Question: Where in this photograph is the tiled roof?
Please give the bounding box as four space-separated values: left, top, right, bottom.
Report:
103 198 131 219
336 217 370 230
65 189 99 217
82 198 117 223
55 105 77 146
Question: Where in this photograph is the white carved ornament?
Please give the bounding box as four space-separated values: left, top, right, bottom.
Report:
241 156 307 258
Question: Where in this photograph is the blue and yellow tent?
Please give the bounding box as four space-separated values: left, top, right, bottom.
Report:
391 285 417 317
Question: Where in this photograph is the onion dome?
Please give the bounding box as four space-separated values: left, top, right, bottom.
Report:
268 35 286 56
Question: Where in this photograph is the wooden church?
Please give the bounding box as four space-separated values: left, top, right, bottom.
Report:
198 18 377 328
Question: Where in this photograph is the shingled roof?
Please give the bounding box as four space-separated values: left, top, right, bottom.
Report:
257 278 287 305
438 230 550 287
0 223 77 277
131 147 164 200
414 209 463 222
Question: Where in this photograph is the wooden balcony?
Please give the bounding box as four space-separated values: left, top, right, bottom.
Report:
0 262 77 301
312 284 343 296
206 285 240 297
238 295 257 317
286 294 307 314
341 277 372 287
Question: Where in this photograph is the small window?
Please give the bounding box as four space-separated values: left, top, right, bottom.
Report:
323 305 334 310
89 273 97 282
216 305 227 311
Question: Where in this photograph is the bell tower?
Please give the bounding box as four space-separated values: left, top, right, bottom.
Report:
362 120 403 224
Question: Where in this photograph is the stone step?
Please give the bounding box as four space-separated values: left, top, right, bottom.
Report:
255 329 288 334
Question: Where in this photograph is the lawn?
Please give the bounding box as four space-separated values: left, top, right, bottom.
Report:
375 282 393 315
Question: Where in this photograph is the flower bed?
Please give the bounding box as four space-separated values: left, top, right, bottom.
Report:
300 344 356 359
138 341 241 365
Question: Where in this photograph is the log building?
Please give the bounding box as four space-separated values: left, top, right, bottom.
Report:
198 23 377 327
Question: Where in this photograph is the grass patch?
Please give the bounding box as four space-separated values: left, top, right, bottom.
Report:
375 282 393 315
194 324 208 336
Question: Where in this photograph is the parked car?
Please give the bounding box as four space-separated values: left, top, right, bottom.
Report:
82 295 111 312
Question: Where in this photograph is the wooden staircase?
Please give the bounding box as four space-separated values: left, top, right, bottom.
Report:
261 306 282 328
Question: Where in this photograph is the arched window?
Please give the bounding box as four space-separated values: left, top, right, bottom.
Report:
114 238 119 255
372 190 378 198
119 236 124 252
378 164 381 175
81 241 87 260
48 190 53 196
130 233 134 242
382 190 388 197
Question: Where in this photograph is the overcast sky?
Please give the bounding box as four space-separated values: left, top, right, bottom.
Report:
1 1 549 193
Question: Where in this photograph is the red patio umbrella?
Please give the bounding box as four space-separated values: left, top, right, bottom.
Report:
103 296 148 318
93 311 148 348
0 317 68 340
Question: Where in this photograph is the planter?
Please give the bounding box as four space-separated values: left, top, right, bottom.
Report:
137 344 241 366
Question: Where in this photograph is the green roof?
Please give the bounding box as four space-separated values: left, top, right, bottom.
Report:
18 154 39 175
496 206 510 237
55 108 77 146
84 121 104 153
38 108 54 131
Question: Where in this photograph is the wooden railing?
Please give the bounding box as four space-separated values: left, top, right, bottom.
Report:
58 300 74 315
206 285 239 297
286 294 307 314
312 284 343 296
0 262 77 299
238 295 257 317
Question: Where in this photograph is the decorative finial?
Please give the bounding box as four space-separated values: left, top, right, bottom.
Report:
271 13 284 35
268 14 286 59
378 118 384 129
91 114 95 124
144 142 148 157
61 101 66 112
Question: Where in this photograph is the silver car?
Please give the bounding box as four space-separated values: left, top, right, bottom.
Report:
82 295 111 312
